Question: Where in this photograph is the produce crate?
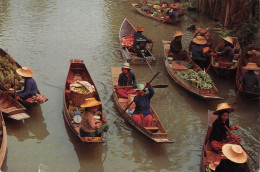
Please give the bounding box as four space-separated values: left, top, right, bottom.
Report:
71 91 95 107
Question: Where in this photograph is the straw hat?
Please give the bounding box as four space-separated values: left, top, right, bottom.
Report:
243 62 260 70
80 98 102 108
213 102 235 115
193 36 207 45
136 26 144 32
170 3 178 9
223 36 233 45
16 67 34 77
222 144 248 164
173 30 184 38
122 62 131 69
135 84 148 91
209 162 220 171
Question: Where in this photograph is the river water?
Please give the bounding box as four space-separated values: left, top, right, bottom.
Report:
0 0 259 171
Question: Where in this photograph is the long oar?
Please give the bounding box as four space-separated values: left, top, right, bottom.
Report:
112 85 168 89
114 72 160 123
141 52 155 74
224 125 259 164
231 83 243 106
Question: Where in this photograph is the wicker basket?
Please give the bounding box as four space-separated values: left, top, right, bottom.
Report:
71 91 95 107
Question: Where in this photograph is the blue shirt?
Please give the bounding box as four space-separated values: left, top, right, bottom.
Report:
118 72 137 86
169 10 178 21
133 86 154 117
221 45 234 62
240 71 259 92
132 31 152 49
17 77 38 99
192 44 205 60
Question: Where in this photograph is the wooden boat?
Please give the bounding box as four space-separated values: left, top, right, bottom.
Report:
0 91 30 120
119 18 156 64
200 111 251 172
162 40 222 99
111 66 172 143
0 48 46 109
132 3 182 24
0 110 7 169
63 59 107 143
210 37 242 77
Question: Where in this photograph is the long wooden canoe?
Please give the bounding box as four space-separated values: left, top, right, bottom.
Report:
0 48 46 109
132 3 182 24
200 111 251 172
211 37 242 77
119 18 156 64
162 40 222 99
63 59 106 143
111 67 172 143
0 110 7 169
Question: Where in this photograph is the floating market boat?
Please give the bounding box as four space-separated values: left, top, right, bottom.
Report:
0 110 7 169
0 48 47 109
111 66 172 143
162 40 222 99
119 18 156 64
63 59 107 143
200 111 251 172
210 37 242 77
132 3 182 24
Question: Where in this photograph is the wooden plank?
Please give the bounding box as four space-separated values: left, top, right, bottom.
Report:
9 113 30 120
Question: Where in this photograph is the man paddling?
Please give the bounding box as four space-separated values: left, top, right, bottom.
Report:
131 26 153 54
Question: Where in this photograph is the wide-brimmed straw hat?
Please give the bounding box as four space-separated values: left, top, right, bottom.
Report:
170 3 178 9
16 67 34 77
213 102 235 115
136 26 144 32
173 30 184 38
222 144 248 164
193 36 207 45
223 36 233 45
243 62 260 70
80 98 102 108
122 62 131 69
209 162 220 171
135 84 148 91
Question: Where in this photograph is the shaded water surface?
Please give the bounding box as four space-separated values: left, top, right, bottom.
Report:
0 0 259 171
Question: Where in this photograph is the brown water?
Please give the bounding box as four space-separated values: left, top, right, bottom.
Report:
0 0 259 171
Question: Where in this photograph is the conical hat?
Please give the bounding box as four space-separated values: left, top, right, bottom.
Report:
222 144 248 163
223 36 233 44
135 84 148 91
170 3 178 9
193 36 207 45
80 98 102 108
243 62 260 70
122 62 131 69
213 102 235 115
209 162 220 171
136 26 144 32
173 30 184 37
16 67 34 77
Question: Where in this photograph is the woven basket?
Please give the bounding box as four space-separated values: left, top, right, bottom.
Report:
71 91 95 107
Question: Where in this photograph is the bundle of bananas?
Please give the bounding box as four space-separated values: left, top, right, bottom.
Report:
176 69 212 89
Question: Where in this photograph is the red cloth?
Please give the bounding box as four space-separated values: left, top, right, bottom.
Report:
132 113 153 127
116 88 136 98
210 136 241 153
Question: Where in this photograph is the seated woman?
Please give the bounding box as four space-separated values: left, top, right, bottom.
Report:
240 62 260 93
218 36 234 62
164 4 178 22
116 62 137 98
16 67 38 100
172 0 183 15
215 144 248 172
209 103 241 153
132 83 154 127
168 30 188 60
80 98 108 137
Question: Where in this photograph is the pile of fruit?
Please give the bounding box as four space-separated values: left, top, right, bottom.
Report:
0 54 23 90
176 69 213 89
194 28 211 41
247 49 260 57
70 81 95 94
121 34 134 47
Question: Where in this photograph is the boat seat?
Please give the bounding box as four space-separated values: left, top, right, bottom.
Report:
145 127 159 132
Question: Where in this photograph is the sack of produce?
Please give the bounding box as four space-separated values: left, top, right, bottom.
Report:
194 28 211 41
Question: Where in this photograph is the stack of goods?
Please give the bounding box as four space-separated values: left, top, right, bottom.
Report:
26 94 48 104
194 28 211 41
0 54 23 90
121 34 134 47
176 69 213 89
247 49 260 65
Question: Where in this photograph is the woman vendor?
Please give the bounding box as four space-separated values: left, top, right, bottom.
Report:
16 67 38 100
168 30 188 60
218 36 235 62
209 103 241 153
80 98 108 137
132 83 154 127
239 62 259 93
116 62 137 98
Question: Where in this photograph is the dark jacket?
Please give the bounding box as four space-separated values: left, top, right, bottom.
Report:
169 39 182 54
191 44 205 60
240 70 259 92
215 159 247 172
132 31 152 50
169 10 178 21
17 77 38 99
209 117 230 142
221 45 234 62
118 72 137 87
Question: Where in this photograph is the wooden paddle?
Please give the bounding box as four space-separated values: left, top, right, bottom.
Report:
155 18 169 26
224 125 259 164
231 83 243 106
183 12 198 22
141 51 155 74
114 72 160 123
111 85 168 89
